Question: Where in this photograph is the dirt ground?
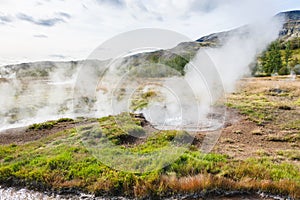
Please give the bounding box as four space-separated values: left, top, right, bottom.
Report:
0 76 299 166
0 121 76 145
213 109 296 159
212 76 300 164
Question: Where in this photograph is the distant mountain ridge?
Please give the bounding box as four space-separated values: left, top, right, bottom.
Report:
197 10 300 43
1 10 300 78
277 10 300 21
277 10 300 40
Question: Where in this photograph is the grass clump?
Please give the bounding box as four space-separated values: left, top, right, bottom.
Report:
294 98 300 106
28 121 57 130
282 120 300 130
27 118 75 131
277 150 300 161
57 118 74 123
267 134 300 143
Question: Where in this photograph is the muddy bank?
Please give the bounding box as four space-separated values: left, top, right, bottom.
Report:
0 185 291 200
0 118 94 145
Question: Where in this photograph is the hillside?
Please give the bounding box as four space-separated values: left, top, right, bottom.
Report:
278 10 300 41
196 10 300 76
197 10 300 43
1 11 300 80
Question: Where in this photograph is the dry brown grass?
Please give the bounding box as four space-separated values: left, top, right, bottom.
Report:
160 174 236 192
133 179 159 198
43 171 66 188
159 174 300 199
58 179 85 188
238 76 300 97
87 178 115 194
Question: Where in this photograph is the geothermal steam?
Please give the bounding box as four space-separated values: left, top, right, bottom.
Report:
140 18 283 130
0 17 282 131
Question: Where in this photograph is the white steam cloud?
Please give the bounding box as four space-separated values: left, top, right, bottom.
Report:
204 18 283 92
142 17 283 130
0 17 283 132
0 63 77 131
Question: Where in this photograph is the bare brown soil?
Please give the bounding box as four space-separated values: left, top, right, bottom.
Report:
0 121 76 145
213 109 295 159
213 76 300 164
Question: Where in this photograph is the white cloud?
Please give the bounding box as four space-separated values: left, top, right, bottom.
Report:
0 0 299 65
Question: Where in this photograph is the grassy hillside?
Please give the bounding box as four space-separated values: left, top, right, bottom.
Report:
253 38 300 76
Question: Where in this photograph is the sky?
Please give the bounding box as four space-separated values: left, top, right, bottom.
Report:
0 0 300 65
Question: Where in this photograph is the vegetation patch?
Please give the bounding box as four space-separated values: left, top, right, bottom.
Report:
57 118 74 123
266 134 300 143
277 150 300 161
1 113 299 198
282 120 300 130
28 121 57 130
226 93 275 125
294 98 300 106
253 40 300 76
130 88 160 111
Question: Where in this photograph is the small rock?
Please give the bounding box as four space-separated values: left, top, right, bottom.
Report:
252 129 263 136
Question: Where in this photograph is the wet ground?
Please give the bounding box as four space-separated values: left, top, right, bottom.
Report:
0 187 288 200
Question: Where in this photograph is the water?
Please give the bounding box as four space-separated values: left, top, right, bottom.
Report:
0 187 104 200
0 187 58 200
0 187 290 200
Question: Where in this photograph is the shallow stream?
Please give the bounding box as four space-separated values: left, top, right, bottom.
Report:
0 186 290 200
